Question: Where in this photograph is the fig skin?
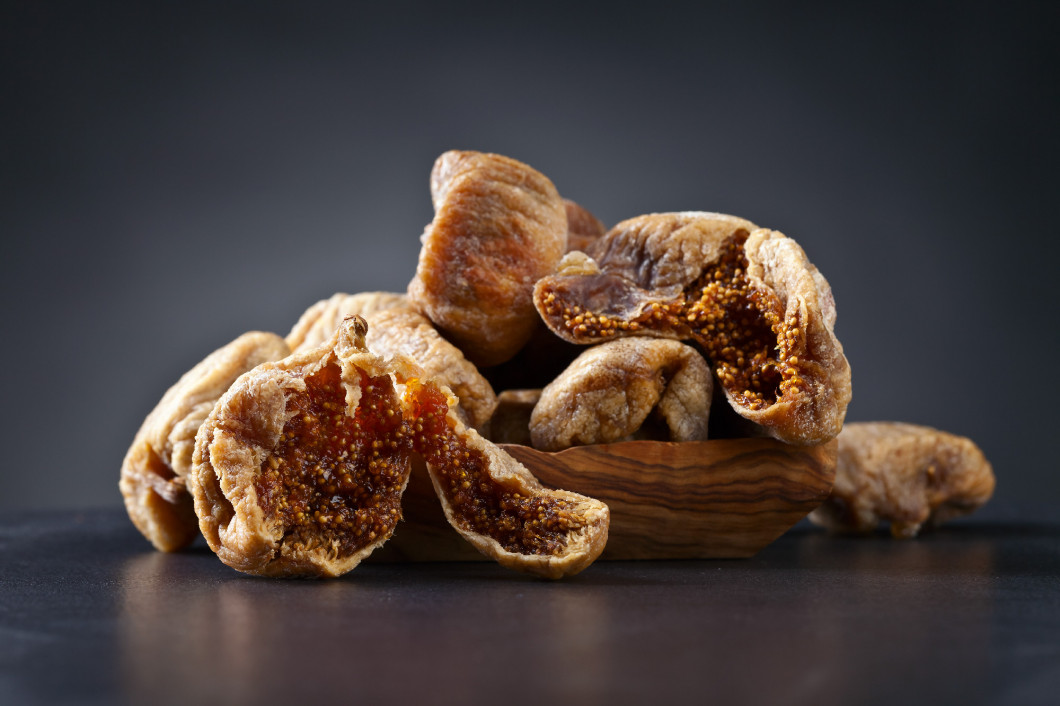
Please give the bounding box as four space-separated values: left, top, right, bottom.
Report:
408 150 568 367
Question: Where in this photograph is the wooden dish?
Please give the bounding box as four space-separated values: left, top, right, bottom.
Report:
376 437 837 562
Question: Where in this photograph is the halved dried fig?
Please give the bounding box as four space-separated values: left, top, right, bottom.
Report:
809 422 995 538
120 331 290 552
363 306 497 433
534 212 851 446
189 318 413 577
407 150 568 367
286 291 408 353
403 378 610 579
530 338 712 451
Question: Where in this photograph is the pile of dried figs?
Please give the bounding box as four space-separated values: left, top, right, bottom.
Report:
120 150 994 579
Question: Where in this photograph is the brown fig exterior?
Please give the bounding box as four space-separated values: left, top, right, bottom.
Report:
531 338 712 451
408 150 568 367
810 422 995 538
119 331 290 552
286 291 408 353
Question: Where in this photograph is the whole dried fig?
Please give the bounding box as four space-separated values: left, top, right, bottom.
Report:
407 150 568 367
809 422 995 538
530 338 712 451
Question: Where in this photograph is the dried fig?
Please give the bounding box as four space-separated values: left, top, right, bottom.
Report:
288 293 498 430
534 212 851 446
119 331 290 552
190 316 607 579
286 291 407 353
403 378 609 579
809 422 995 538
530 338 712 451
189 318 413 577
363 306 497 433
407 150 568 367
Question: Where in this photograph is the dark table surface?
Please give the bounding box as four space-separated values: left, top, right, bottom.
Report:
1 507 1058 706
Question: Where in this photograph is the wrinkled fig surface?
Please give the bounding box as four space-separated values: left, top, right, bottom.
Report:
810 422 995 538
286 291 408 353
531 338 712 451
408 150 568 367
120 331 289 552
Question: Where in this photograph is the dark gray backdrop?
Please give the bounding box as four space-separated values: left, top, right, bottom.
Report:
3 2 1058 512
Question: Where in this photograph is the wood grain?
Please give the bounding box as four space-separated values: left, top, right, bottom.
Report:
373 438 836 562
503 439 837 559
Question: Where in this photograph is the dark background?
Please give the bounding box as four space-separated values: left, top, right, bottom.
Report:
2 2 1058 512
